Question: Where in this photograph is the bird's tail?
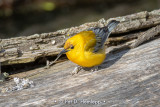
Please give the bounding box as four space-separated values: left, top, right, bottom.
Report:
92 20 120 52
101 20 120 42
100 20 120 46
104 20 120 33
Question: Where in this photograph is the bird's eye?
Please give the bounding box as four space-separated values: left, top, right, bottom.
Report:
70 45 74 49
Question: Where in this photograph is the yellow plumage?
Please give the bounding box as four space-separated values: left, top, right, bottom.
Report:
52 20 119 73
45 20 119 74
64 31 106 67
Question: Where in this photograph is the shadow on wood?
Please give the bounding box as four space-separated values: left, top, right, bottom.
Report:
100 48 130 70
0 37 159 106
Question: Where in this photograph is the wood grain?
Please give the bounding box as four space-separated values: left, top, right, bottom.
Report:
1 9 160 66
0 37 160 106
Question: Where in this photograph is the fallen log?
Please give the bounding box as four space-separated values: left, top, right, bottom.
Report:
0 9 160 66
0 32 160 106
0 9 160 107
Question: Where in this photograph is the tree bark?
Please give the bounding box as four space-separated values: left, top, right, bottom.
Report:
0 33 160 107
0 9 160 66
0 9 160 107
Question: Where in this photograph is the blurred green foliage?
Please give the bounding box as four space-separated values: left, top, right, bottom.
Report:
0 0 159 38
40 2 56 11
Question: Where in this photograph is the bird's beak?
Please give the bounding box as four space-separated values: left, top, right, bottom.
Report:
58 49 69 57
52 49 69 63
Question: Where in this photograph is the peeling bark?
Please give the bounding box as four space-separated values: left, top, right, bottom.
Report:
0 37 160 106
0 9 160 66
0 9 160 107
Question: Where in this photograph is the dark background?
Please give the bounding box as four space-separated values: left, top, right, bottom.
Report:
0 0 160 39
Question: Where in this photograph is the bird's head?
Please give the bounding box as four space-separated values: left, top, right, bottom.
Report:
55 37 77 61
64 39 75 51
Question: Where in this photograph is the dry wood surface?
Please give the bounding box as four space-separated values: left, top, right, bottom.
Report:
0 9 160 107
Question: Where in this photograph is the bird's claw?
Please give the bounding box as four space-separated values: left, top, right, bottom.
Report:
90 66 99 72
71 66 82 75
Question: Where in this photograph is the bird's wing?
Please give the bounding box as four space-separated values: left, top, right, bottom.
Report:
84 39 96 52
90 20 120 53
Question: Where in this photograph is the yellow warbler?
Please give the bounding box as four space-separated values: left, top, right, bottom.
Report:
53 20 119 74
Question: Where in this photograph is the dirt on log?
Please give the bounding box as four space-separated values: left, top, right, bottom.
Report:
0 9 160 107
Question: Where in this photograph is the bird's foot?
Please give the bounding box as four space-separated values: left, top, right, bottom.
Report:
90 66 99 72
71 66 82 75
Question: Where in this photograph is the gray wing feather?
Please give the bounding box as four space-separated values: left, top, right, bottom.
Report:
90 20 120 53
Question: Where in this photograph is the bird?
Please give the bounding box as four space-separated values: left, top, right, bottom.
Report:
48 20 120 74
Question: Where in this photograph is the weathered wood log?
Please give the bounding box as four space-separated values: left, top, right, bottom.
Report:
0 9 160 66
0 7 160 107
130 24 160 48
0 35 160 106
